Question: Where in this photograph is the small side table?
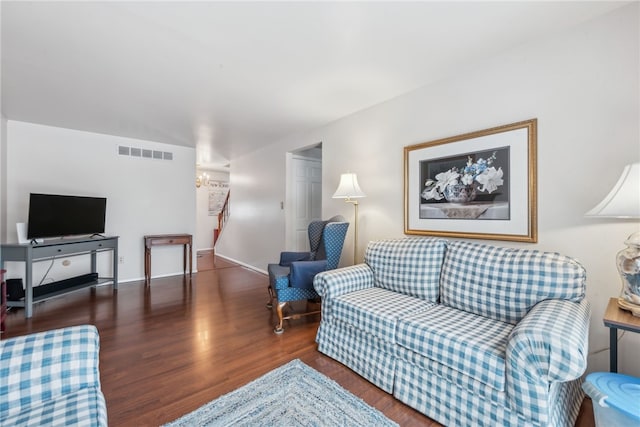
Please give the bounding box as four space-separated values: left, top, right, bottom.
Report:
144 234 193 284
603 297 640 372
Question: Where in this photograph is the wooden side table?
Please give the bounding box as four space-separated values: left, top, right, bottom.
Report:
603 297 640 372
144 234 193 284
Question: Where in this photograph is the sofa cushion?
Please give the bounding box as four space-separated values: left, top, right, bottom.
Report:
1 387 107 427
397 304 513 391
333 287 436 343
0 325 102 421
365 237 447 301
440 241 586 325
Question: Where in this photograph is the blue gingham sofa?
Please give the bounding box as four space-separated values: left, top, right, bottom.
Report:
0 325 107 427
314 238 590 427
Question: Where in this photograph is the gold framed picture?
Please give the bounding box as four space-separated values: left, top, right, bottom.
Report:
404 119 537 243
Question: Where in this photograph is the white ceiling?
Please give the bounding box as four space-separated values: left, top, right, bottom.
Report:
1 1 628 169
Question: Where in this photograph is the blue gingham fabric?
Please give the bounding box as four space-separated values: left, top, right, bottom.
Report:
315 237 590 427
396 344 507 408
333 287 435 342
314 264 375 298
506 298 590 425
365 237 446 301
2 388 107 427
441 241 586 325
394 358 527 427
0 325 107 427
550 378 584 427
395 357 585 427
314 264 375 321
316 319 397 393
397 304 512 391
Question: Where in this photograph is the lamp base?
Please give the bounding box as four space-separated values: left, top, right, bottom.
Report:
617 297 640 317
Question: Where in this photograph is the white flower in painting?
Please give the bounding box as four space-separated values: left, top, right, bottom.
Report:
460 174 474 185
475 167 503 194
434 170 460 192
422 186 443 200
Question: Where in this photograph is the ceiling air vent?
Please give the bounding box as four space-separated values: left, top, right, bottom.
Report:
117 145 173 161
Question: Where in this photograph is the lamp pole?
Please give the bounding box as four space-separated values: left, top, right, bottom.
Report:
345 197 359 264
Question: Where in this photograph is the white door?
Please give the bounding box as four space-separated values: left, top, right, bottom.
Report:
293 157 322 251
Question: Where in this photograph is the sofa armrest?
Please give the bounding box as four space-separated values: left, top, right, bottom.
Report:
0 325 102 420
313 263 375 299
505 299 590 423
314 264 375 322
507 299 590 383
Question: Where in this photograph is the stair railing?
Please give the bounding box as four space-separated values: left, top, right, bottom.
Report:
214 191 230 246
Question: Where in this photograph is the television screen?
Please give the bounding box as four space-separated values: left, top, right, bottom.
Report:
27 193 107 239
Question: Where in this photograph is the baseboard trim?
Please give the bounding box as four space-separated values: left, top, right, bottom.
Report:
113 271 199 285
215 253 267 275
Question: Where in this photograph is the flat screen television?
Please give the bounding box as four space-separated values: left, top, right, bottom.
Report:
27 193 107 239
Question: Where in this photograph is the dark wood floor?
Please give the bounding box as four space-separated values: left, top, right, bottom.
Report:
3 251 593 426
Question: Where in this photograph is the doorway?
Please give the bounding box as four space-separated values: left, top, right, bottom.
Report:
286 144 322 251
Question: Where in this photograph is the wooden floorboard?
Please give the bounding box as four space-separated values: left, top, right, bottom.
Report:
3 253 593 426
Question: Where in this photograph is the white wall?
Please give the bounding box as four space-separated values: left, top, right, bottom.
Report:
217 4 640 375
217 142 287 272
4 121 196 283
0 114 7 242
195 169 229 251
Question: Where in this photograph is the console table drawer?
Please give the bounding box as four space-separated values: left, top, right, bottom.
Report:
147 236 190 246
32 240 116 259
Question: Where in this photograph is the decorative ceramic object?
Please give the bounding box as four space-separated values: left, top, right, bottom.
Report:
443 184 477 204
617 231 640 317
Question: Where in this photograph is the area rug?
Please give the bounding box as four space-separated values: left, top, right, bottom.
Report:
164 359 398 427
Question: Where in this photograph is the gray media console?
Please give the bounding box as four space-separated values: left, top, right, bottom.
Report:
0 236 118 318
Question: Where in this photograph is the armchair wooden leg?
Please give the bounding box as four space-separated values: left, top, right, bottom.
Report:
266 285 274 309
274 301 287 334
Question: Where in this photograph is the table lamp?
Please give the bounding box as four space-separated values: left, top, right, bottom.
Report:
585 162 640 316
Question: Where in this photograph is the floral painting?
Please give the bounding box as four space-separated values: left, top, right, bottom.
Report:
404 119 537 243
419 147 510 220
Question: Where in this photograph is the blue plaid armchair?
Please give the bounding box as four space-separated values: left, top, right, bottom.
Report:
0 325 107 427
267 215 348 333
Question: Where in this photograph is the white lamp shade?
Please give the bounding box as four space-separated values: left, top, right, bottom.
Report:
332 173 366 199
585 162 640 218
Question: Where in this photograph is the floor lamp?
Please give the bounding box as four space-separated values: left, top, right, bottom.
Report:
333 173 366 264
585 162 640 315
